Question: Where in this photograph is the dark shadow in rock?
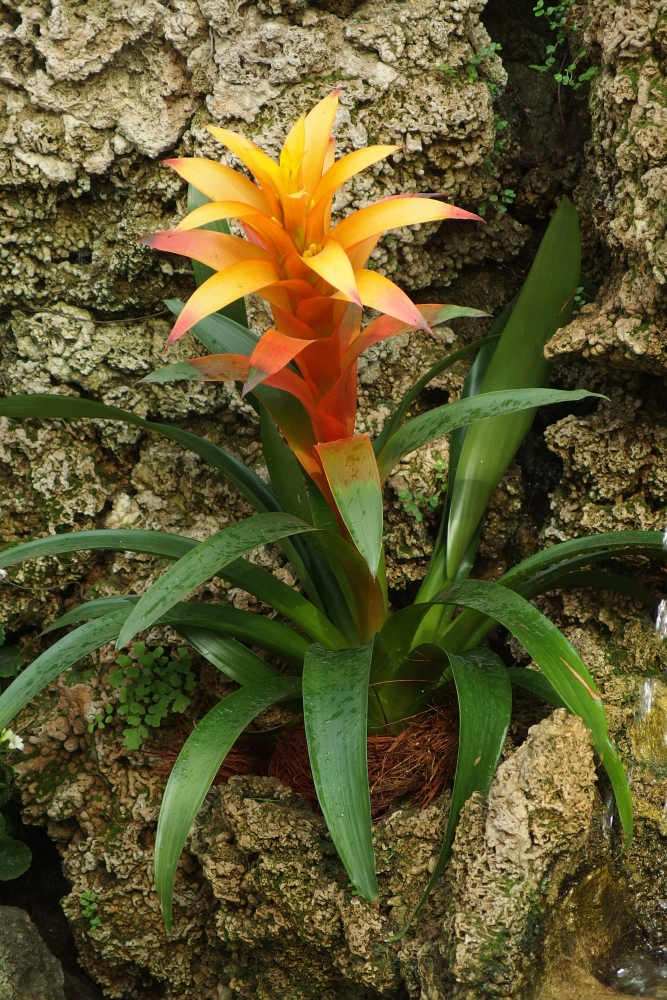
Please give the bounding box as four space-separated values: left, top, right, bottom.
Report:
0 799 103 1000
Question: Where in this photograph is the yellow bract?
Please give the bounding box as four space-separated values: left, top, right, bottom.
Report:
155 89 479 353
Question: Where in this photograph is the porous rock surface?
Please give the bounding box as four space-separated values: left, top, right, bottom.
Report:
0 904 66 1000
0 0 524 624
547 0 667 376
1 0 667 996
11 675 603 999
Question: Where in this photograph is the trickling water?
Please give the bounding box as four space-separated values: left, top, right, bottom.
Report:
656 529 667 639
657 600 667 641
602 785 617 838
640 679 657 718
609 954 667 996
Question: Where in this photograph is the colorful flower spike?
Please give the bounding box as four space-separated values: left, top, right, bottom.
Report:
140 91 480 553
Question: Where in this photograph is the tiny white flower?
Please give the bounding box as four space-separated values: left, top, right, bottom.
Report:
0 569 7 579
0 728 23 751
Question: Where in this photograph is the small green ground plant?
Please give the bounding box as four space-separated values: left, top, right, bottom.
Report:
79 890 102 933
531 0 598 89
0 95 663 937
105 642 196 750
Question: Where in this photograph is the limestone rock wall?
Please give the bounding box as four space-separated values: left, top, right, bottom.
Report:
0 0 523 629
2 0 667 997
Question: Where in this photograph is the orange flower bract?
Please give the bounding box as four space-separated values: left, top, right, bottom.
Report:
141 90 480 498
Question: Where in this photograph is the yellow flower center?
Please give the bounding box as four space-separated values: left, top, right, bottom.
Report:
302 242 323 259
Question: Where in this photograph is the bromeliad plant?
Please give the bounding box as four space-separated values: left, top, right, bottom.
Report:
0 92 664 932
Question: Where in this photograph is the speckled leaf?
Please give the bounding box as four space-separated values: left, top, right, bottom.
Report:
443 579 632 844
116 513 314 649
376 388 601 483
302 640 378 902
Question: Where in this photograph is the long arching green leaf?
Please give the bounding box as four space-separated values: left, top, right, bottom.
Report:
165 602 311 665
42 598 296 678
391 647 511 938
302 640 378 902
508 667 566 708
444 197 581 578
442 579 633 843
155 675 301 931
521 568 657 608
372 331 499 457
175 629 280 683
498 530 665 590
0 527 339 647
44 596 138 633
428 530 666 653
376 388 602 483
0 612 127 731
0 395 280 515
117 513 313 648
50 598 310 667
417 303 511 606
222 557 348 648
0 529 196 570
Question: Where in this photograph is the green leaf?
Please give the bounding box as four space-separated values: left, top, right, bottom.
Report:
445 198 581 578
369 642 446 732
0 528 196 573
116 513 313 649
260 407 312 526
187 184 248 328
0 647 22 678
521 568 657 608
221 557 348 649
375 388 602 483
497 530 665 590
416 303 511 606
379 604 433 670
373 331 500 457
175 629 280 684
427 530 667 654
141 361 207 384
442 579 632 843
155 675 301 930
44 596 138 634
0 612 127 731
316 530 387 642
316 435 384 578
303 640 378 902
0 836 32 880
0 395 280 516
395 648 511 936
508 667 566 708
162 601 311 668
